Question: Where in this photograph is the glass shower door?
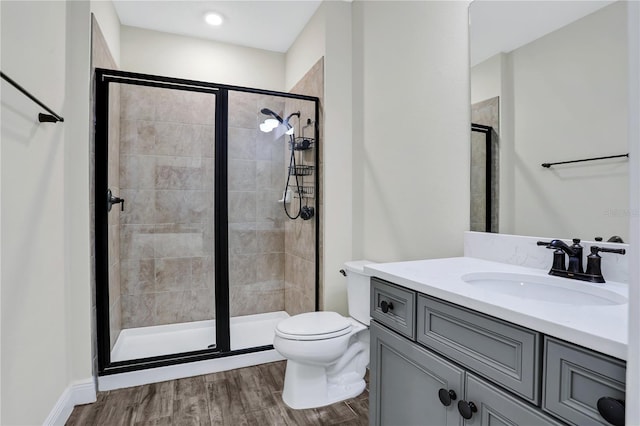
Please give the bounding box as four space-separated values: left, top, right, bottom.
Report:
96 70 221 367
95 68 319 375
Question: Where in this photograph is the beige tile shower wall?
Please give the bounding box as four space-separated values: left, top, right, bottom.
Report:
285 58 324 315
228 91 287 317
119 85 216 328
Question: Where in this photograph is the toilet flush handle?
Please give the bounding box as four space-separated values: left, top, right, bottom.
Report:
339 269 346 276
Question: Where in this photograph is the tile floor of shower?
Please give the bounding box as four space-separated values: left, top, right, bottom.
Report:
111 311 289 362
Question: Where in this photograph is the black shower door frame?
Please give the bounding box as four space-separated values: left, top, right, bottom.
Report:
471 122 494 233
94 68 320 376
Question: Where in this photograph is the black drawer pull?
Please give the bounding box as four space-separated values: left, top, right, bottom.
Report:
457 400 477 419
380 300 394 313
597 397 625 426
438 388 457 406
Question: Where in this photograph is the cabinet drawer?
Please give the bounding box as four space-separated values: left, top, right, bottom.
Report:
464 373 562 426
416 295 540 403
371 278 416 339
543 337 626 426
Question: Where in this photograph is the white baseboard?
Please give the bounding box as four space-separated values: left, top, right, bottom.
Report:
43 379 97 426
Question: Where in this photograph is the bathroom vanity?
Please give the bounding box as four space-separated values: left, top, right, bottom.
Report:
366 258 627 426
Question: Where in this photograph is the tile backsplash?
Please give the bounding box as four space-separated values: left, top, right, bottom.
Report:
464 231 629 284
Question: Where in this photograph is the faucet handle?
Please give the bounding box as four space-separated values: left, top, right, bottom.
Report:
586 246 626 283
593 246 626 256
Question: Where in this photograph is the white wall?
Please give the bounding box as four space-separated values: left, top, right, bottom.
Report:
470 53 502 104
513 2 627 240
121 26 286 91
65 0 94 392
285 4 326 92
627 0 640 422
319 2 353 314
1 2 3 420
352 0 470 263
90 0 121 66
1 1 93 424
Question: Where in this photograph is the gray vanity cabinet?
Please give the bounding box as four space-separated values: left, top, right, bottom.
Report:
543 337 626 425
370 321 465 426
369 278 584 426
370 321 561 426
464 374 562 426
416 295 540 404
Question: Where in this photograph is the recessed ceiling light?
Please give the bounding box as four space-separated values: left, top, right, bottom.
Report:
204 12 224 26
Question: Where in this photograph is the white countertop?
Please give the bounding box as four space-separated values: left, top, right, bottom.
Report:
364 257 628 360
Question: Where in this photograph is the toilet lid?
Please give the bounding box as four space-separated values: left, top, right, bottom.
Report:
276 312 352 340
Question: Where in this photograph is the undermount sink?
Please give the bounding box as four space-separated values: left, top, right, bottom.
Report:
461 272 627 306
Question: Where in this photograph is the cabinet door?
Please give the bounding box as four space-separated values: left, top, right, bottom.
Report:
543 337 626 425
370 321 464 426
463 374 562 426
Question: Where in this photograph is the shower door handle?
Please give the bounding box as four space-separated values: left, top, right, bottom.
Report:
107 189 125 212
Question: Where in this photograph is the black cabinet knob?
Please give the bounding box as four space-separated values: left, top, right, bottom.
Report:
597 397 625 426
380 300 394 313
457 400 477 419
438 388 457 406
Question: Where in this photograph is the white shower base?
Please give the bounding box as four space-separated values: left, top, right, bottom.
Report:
100 311 289 391
111 311 289 362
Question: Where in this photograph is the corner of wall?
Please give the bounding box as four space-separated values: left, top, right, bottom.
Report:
90 0 121 67
65 0 94 388
284 2 326 91
320 1 353 315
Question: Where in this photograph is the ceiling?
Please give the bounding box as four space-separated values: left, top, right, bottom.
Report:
113 1 616 60
113 0 322 53
470 0 615 66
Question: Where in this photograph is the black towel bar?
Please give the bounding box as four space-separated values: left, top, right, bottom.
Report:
1 71 64 123
541 154 628 168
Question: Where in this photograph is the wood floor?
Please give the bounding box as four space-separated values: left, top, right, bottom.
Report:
66 361 369 426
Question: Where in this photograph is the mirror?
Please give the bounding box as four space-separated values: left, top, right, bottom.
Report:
469 0 629 241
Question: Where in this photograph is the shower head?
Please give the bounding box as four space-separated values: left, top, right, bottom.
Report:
260 108 300 135
261 108 284 123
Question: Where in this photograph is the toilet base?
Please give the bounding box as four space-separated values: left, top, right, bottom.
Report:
281 360 367 409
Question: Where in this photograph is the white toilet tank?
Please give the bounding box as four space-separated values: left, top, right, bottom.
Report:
343 260 376 326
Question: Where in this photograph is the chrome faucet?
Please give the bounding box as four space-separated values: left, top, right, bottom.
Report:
537 238 625 283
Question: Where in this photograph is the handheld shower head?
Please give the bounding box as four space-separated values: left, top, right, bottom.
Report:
261 108 284 123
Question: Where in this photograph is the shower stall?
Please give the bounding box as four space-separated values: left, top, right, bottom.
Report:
94 69 319 376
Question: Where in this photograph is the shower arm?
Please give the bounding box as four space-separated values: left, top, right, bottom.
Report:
283 111 300 134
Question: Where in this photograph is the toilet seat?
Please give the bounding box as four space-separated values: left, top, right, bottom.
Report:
275 312 352 341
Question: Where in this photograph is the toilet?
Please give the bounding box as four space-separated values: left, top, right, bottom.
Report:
273 260 375 409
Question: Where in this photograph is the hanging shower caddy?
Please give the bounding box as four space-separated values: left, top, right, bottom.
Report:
288 164 314 176
290 136 315 151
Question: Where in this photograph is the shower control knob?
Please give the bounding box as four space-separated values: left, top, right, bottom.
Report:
107 189 125 212
380 301 393 314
